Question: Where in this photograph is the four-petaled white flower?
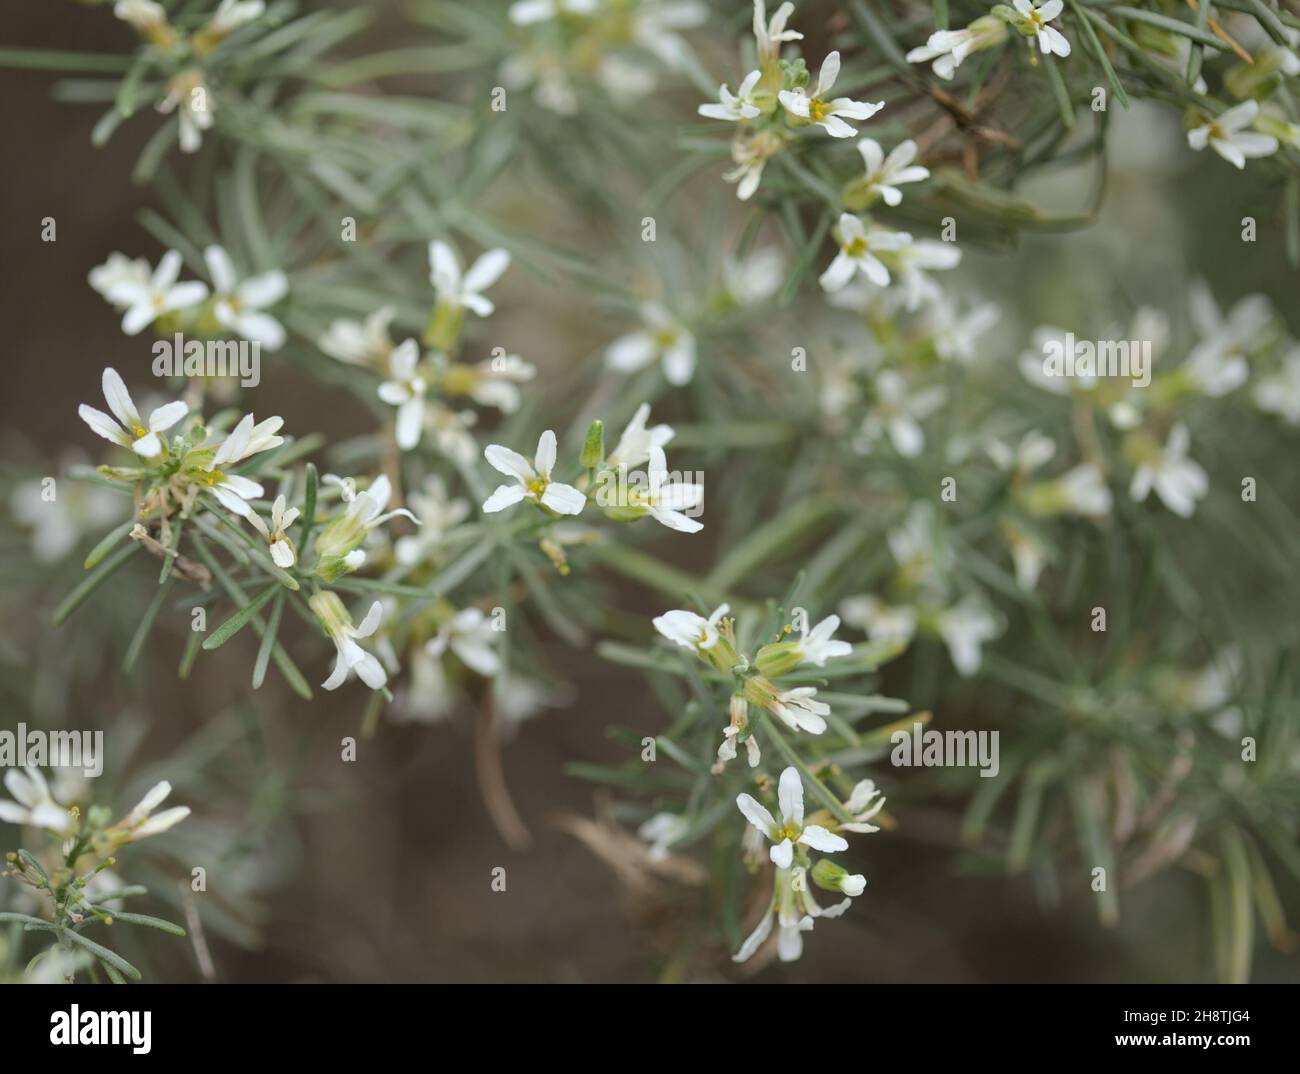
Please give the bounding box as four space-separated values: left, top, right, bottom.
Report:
606 302 697 386
856 138 929 206
1014 0 1070 57
320 599 389 691
638 446 704 532
906 26 991 80
893 235 962 310
819 214 909 291
753 0 803 64
1059 463 1113 516
1187 100 1278 170
429 241 511 317
103 249 209 336
841 779 886 834
204 412 285 518
109 780 191 842
653 603 729 653
792 614 852 666
319 306 397 367
377 339 428 450
79 367 188 458
1129 423 1208 518
766 685 830 734
638 811 690 862
204 245 288 349
0 768 72 833
778 51 883 138
482 430 587 515
246 493 300 568
860 370 947 457
736 766 848 869
158 69 214 154
699 69 763 122
426 607 502 677
937 599 1001 676
723 247 784 306
607 403 675 469
1254 348 1300 426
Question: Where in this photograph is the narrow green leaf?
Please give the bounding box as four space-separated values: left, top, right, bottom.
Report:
61 930 141 982
54 541 141 626
202 584 280 650
252 590 285 689
123 575 175 675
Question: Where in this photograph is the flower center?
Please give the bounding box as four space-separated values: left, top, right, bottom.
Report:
844 237 867 257
808 97 829 122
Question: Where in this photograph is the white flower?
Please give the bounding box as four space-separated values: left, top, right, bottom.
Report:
699 69 763 121
79 367 188 458
753 0 803 63
0 769 72 833
1013 0 1071 58
110 781 191 842
764 684 830 734
1187 100 1278 169
376 340 428 450
630 1 708 70
779 51 883 138
654 603 729 652
508 0 598 25
426 607 501 676
736 767 848 870
792 614 852 666
114 0 168 36
905 18 1006 79
461 352 536 413
855 138 928 206
860 370 946 457
607 403 675 468
245 494 300 567
207 0 265 34
1253 348 1300 425
819 214 909 292
203 413 284 518
937 599 1000 676
204 245 288 349
606 302 696 385
315 474 420 573
11 475 121 563
987 430 1057 474
1130 423 1208 518
158 69 214 153
427 403 480 465
892 236 961 310
429 240 511 317
482 430 587 515
722 247 784 306
925 301 993 364
311 594 388 691
638 812 689 862
839 595 918 645
731 868 815 963
725 131 782 201
637 446 704 533
841 779 886 834
394 476 470 565
319 306 397 367
1058 463 1113 516
717 724 762 769
102 249 208 336
88 252 151 305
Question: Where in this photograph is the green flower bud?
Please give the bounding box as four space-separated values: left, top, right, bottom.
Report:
755 640 803 679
